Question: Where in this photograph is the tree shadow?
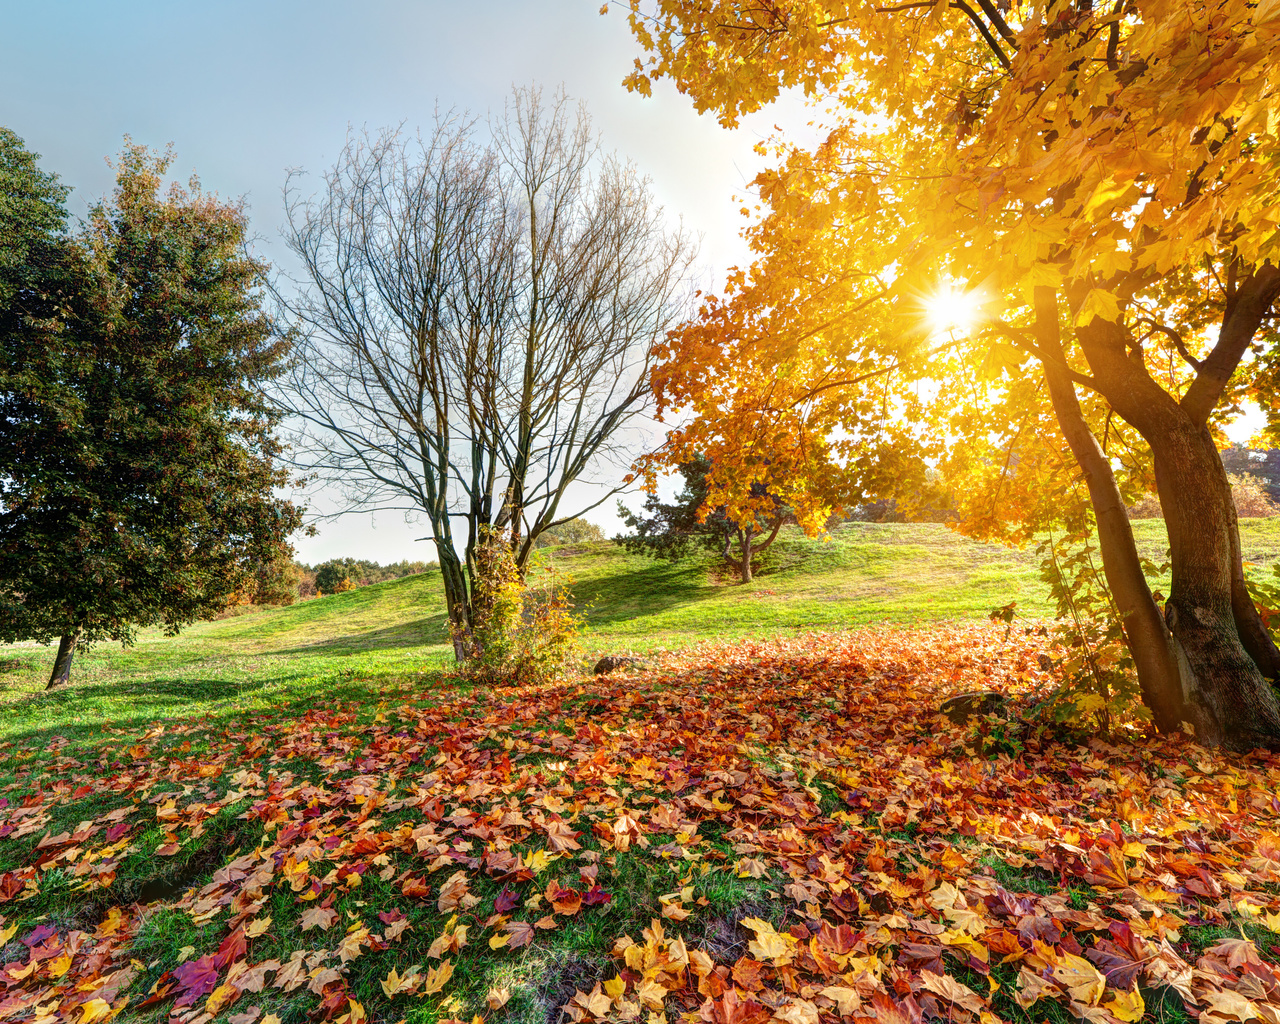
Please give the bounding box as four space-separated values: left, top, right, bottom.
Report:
272 613 451 655
572 559 720 627
0 673 443 754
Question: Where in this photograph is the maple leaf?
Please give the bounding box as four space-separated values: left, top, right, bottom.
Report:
172 953 220 1008
299 904 339 932
1052 952 1107 1007
547 880 583 915
741 917 797 965
381 966 420 997
437 870 480 913
421 959 454 995
206 981 240 1015
487 884 519 915
1103 988 1145 1023
544 819 582 852
487 985 512 1009
573 984 613 1017
504 920 536 949
243 916 272 939
919 970 986 1014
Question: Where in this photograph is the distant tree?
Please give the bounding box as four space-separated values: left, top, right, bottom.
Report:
0 138 304 688
534 517 605 548
314 560 356 595
616 457 788 583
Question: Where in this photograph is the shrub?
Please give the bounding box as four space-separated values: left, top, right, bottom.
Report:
1129 474 1279 520
314 561 352 595
534 518 605 548
454 528 583 685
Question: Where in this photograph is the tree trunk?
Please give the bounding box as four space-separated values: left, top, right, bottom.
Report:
1150 420 1280 749
1057 284 1280 750
741 530 754 583
439 549 472 663
1034 289 1190 732
46 630 80 689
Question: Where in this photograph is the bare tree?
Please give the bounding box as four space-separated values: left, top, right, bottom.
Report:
277 89 694 657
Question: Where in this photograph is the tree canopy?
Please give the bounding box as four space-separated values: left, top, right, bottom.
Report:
619 0 1280 747
0 137 304 686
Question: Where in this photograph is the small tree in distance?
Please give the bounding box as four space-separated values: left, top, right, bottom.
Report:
616 457 789 583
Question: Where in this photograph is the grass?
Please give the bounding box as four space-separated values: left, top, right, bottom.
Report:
4 518 1280 748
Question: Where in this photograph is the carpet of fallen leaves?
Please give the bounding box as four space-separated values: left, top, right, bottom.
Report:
2 624 1280 1024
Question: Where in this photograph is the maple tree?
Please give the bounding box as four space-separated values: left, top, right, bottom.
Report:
2 626 1280 1022
279 88 693 658
0 138 304 688
614 1 1280 749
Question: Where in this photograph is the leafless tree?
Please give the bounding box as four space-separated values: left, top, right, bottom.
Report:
277 89 694 656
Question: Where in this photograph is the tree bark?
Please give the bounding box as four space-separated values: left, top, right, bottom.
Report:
1059 283 1280 750
1034 288 1189 733
439 547 472 663
46 630 80 689
1148 419 1280 749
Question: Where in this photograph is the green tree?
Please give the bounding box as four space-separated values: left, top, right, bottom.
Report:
0 138 304 687
616 457 789 583
534 517 605 548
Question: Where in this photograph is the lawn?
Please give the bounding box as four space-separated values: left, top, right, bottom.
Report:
2 522 1280 1024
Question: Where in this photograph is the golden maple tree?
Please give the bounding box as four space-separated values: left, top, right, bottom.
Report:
617 0 1280 749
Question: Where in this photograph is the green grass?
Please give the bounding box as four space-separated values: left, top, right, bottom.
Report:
4 518 1280 746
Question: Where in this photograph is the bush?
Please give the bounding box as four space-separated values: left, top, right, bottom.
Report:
534 518 605 548
1129 474 1278 520
454 528 583 685
314 561 352 595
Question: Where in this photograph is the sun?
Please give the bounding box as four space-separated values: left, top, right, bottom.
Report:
924 285 983 337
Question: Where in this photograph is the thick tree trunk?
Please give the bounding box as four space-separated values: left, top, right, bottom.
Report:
1034 289 1188 732
1150 421 1280 749
1057 277 1280 750
46 630 80 689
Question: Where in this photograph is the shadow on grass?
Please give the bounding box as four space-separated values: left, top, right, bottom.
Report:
0 673 451 757
273 613 451 655
573 559 720 627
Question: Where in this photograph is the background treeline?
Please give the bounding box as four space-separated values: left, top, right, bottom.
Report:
230 517 606 611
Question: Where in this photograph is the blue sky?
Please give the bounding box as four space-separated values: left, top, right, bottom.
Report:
2 0 810 563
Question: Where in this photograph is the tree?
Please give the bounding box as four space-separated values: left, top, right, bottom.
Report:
534 517 606 547
617 457 789 582
0 138 304 687
280 87 694 659
619 1 1280 748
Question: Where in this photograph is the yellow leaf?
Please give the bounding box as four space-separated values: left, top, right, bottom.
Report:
0 923 15 945
820 985 861 1015
1052 952 1106 1006
741 916 797 965
1104 988 1145 1022
421 959 454 996
488 932 510 950
604 975 627 1001
244 916 272 939
487 986 511 1010
46 954 72 979
77 1000 113 1024
206 983 239 1015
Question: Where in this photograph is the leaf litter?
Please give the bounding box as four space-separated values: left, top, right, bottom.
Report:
1 623 1279 1023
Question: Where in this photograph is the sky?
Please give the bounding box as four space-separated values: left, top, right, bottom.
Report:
2 0 813 564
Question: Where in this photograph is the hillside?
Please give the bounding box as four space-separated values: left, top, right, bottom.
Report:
3 519 1280 742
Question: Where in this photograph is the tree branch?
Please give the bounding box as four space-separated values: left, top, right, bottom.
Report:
1182 264 1280 426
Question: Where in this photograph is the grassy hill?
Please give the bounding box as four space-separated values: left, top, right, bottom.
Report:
3 518 1279 743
